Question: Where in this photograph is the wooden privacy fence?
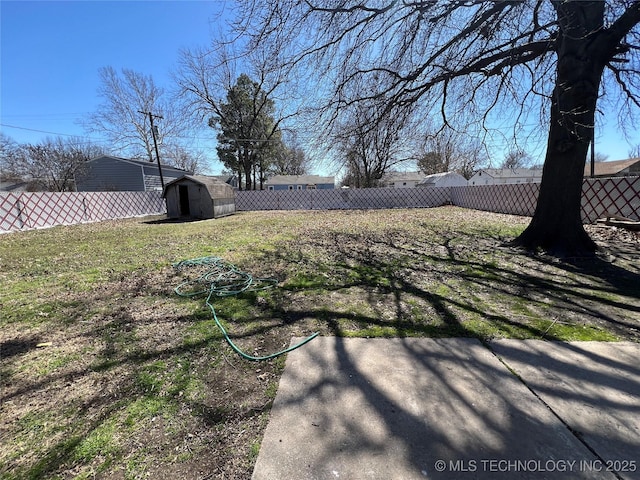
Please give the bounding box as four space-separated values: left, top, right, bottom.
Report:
237 176 640 223
0 191 165 233
1 177 638 233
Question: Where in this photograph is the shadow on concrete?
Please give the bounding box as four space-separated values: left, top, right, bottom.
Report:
253 337 639 479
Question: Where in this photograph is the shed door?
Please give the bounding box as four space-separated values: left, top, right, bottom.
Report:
179 185 190 216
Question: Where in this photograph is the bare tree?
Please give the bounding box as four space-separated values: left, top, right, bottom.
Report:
268 140 310 176
455 142 488 180
235 1 640 256
0 133 20 173
501 148 533 169
86 66 192 164
174 39 304 189
162 144 206 174
2 136 102 191
334 97 413 188
418 127 488 179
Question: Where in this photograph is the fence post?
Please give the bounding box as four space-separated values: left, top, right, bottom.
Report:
82 195 89 222
17 194 26 230
16 193 30 230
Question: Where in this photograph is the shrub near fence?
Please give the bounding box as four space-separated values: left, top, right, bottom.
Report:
0 191 166 233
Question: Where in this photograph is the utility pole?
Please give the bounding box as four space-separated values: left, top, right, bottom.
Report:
138 110 165 190
590 127 595 179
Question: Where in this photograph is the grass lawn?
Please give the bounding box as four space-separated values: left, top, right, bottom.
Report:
1 207 638 479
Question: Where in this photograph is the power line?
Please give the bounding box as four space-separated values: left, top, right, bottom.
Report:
0 123 97 139
1 113 90 119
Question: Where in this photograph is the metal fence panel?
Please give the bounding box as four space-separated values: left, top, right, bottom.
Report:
2 177 638 233
236 187 451 211
0 192 24 232
450 177 640 222
19 192 87 229
0 191 166 233
581 177 640 223
450 183 540 217
237 177 639 223
84 191 166 221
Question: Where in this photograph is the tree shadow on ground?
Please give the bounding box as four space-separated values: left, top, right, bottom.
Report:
2 217 637 479
250 226 640 342
256 335 639 479
0 271 277 479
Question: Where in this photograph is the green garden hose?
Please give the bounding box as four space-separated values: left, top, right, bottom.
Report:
173 256 318 361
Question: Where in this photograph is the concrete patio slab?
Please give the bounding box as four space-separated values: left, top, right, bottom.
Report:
490 340 640 480
252 337 617 480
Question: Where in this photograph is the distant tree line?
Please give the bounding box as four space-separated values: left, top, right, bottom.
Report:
0 133 103 192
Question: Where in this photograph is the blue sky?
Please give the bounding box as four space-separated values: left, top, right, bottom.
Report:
1 0 639 171
1 0 229 170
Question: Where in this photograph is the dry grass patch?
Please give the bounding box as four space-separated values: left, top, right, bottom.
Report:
1 207 638 479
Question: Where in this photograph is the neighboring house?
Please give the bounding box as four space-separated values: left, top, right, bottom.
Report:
0 179 29 192
164 175 236 219
75 155 192 192
417 172 468 188
583 158 640 177
210 175 239 189
380 171 425 188
264 175 335 190
468 168 543 186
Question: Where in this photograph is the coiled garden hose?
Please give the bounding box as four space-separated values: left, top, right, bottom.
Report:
173 256 318 361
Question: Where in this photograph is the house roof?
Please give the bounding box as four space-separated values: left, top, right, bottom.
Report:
209 175 236 184
265 175 335 185
89 155 192 174
417 172 466 185
583 158 640 177
473 168 543 178
382 171 425 183
0 180 29 192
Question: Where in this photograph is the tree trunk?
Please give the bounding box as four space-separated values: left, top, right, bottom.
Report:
242 147 252 191
515 2 607 257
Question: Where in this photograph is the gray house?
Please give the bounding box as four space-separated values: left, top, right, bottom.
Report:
264 175 335 190
0 179 29 192
75 155 191 192
164 175 236 219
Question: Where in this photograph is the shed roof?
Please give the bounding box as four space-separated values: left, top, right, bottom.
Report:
583 158 640 177
0 180 29 192
163 175 234 198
